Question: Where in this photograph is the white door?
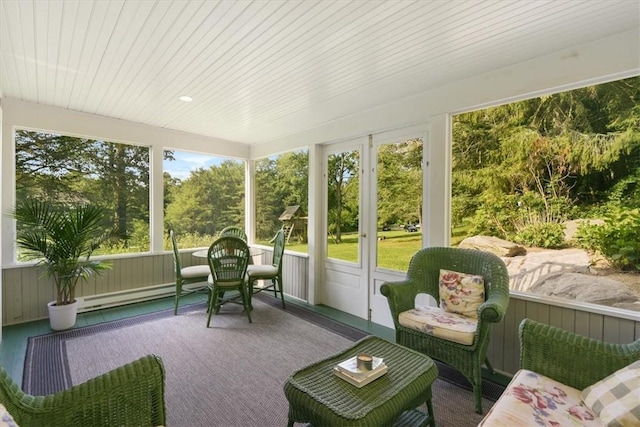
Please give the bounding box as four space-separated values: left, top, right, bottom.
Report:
321 139 369 319
367 126 427 328
321 126 427 324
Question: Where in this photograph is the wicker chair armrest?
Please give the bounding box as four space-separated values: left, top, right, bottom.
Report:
4 354 166 427
519 319 640 390
380 279 417 320
477 288 509 323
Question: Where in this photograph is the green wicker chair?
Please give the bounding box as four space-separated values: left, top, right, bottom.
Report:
206 235 252 325
170 229 210 315
247 229 286 309
519 318 640 389
0 354 166 427
219 226 247 242
380 247 510 414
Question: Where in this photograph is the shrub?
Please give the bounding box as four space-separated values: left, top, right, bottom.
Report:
514 222 565 248
575 207 640 271
468 194 518 238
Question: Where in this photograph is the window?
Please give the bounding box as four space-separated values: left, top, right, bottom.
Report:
451 76 640 311
15 129 150 254
163 150 245 250
326 149 360 261
255 150 308 253
376 138 423 271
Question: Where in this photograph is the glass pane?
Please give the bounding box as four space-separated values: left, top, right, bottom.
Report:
326 150 360 262
450 76 640 312
15 129 150 255
376 138 423 271
255 149 309 253
163 150 245 250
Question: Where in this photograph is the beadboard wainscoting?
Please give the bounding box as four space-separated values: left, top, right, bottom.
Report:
2 250 308 325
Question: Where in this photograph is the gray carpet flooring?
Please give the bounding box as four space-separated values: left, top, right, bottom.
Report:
25 298 495 426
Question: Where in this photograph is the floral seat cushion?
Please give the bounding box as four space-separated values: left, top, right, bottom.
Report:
398 306 477 345
478 369 603 427
0 404 19 427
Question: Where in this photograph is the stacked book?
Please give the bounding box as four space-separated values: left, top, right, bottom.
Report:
333 355 388 388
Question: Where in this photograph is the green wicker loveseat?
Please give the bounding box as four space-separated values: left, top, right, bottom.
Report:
380 247 510 414
479 319 640 426
0 354 166 427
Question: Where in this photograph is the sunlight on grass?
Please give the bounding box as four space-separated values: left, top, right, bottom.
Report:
375 232 422 270
253 231 423 272
327 231 422 271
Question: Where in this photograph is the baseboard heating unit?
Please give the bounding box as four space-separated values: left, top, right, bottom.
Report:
78 282 188 312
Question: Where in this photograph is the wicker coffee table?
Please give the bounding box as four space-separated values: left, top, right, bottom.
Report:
283 335 438 427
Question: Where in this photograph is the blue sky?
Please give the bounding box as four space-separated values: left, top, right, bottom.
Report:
163 150 233 180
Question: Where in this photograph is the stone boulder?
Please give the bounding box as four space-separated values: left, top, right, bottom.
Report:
504 248 591 292
528 272 638 306
459 235 526 257
612 301 640 312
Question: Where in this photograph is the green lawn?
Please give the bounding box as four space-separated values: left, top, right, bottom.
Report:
271 230 422 272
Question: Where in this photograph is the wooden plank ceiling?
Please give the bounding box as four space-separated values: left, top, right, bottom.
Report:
0 0 638 145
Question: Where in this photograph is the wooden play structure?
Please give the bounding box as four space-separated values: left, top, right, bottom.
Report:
279 205 308 243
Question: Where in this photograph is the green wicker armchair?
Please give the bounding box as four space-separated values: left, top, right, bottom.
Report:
206 235 252 325
380 247 510 414
219 226 247 242
170 229 210 315
247 229 286 309
0 354 166 427
519 318 640 389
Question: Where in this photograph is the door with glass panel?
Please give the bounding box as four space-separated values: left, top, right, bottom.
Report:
322 140 369 319
368 127 426 328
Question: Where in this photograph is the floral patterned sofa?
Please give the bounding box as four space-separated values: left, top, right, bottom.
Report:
479 319 640 426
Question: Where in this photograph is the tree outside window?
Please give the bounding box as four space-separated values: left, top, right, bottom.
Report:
255 150 309 252
163 150 245 250
15 130 149 255
451 76 640 311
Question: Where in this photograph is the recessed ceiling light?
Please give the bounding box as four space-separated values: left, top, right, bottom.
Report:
179 95 193 102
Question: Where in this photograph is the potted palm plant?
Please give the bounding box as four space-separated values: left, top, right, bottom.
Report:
10 199 118 330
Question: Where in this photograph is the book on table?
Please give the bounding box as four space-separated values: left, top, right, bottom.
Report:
334 355 387 388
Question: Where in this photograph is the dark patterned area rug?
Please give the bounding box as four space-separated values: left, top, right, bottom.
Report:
23 293 367 395
23 294 504 426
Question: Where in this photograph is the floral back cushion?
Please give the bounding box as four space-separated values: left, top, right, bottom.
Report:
439 269 485 318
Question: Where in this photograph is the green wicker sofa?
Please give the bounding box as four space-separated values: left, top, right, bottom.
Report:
0 354 166 427
479 319 640 426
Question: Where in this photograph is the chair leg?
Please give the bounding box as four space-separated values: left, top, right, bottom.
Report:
206 289 215 327
276 276 285 309
241 287 252 323
206 288 212 313
247 280 254 311
174 280 182 315
484 357 495 374
473 383 483 414
425 397 436 427
472 367 483 414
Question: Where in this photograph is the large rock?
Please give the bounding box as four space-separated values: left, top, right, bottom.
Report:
504 248 591 292
459 235 526 257
612 302 640 312
529 272 638 306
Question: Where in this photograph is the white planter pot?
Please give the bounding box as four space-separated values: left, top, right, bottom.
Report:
47 299 80 330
